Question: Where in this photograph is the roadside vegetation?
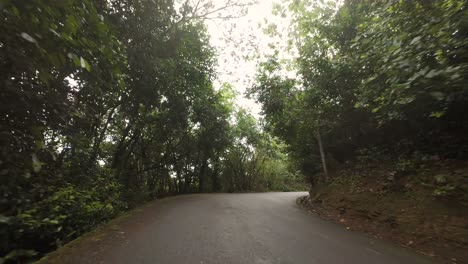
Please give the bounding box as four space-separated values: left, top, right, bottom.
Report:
2 0 467 262
0 0 305 262
250 0 468 262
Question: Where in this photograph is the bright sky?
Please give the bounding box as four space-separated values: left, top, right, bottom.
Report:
204 0 292 117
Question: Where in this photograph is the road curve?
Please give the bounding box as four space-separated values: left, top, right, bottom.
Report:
40 192 436 264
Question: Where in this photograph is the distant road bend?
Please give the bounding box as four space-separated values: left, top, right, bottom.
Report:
41 192 436 264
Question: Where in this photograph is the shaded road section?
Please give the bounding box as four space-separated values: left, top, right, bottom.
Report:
40 192 436 264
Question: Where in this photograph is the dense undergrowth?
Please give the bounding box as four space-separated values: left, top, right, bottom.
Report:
0 0 304 262
2 0 468 262
250 0 468 262
307 154 468 263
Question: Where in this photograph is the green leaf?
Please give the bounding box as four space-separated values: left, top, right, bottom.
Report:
0 215 11 224
425 69 439 78
32 154 42 173
410 36 421 45
430 111 444 118
430 92 444 100
65 15 80 34
435 174 447 183
396 96 415 105
49 219 60 225
35 140 45 149
20 32 36 43
80 57 91 72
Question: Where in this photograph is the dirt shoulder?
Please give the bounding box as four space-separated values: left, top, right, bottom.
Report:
298 159 468 264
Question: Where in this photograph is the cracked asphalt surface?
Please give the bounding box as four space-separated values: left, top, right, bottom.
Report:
40 192 436 264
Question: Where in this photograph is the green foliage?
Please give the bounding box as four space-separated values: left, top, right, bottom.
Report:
431 172 465 199
1 0 300 260
14 182 123 248
351 0 468 124
250 0 468 184
222 109 305 192
432 184 457 198
394 159 419 177
3 170 124 260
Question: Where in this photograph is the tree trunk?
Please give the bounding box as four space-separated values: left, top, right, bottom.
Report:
198 159 207 193
315 129 328 179
90 105 117 167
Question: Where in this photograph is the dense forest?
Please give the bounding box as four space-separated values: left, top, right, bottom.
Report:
252 0 468 181
0 0 304 261
1 0 468 262
250 0 468 260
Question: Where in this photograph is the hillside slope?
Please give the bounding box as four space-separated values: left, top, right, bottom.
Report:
302 159 468 263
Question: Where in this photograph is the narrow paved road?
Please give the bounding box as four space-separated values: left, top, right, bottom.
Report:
41 193 436 264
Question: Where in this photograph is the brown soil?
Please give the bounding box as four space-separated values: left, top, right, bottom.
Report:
298 159 468 264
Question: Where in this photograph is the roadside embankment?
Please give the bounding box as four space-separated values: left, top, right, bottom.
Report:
298 159 468 264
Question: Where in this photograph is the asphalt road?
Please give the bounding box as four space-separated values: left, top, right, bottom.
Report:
41 192 436 264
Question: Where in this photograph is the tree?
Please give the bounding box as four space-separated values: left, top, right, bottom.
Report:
0 0 258 260
250 0 468 185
